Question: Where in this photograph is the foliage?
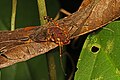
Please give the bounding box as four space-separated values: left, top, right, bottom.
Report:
75 21 120 80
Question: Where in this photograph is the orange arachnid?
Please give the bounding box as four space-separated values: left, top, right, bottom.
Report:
44 16 70 56
44 16 70 75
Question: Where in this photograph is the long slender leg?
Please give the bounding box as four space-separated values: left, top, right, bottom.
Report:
59 43 67 76
63 52 75 80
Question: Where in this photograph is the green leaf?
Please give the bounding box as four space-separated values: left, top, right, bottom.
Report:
75 21 120 80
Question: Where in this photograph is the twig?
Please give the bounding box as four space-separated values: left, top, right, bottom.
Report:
11 0 17 31
37 0 47 24
60 8 72 16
